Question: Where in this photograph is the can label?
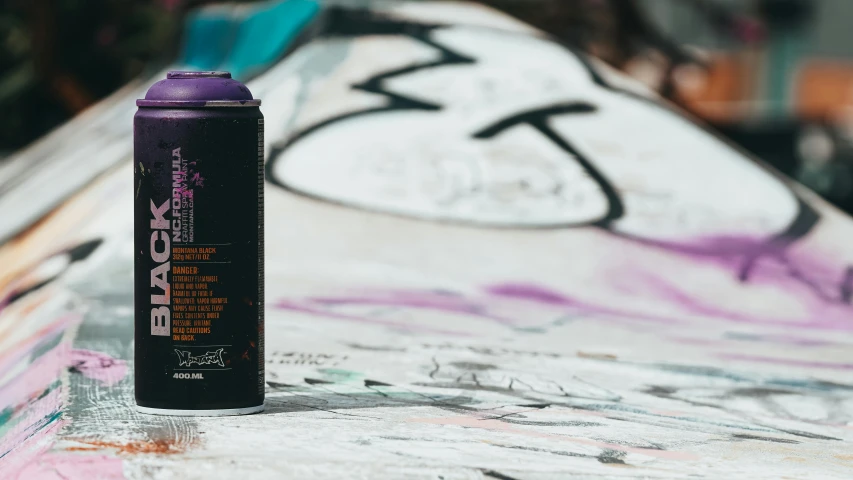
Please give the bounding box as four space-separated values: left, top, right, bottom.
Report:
135 112 263 410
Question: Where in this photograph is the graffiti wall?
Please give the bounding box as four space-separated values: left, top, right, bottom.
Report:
1 2 853 479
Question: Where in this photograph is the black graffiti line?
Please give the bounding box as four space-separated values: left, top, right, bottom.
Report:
489 443 595 459
268 399 378 419
423 378 797 437
266 23 621 228
397 384 444 403
296 9 817 241
553 34 849 300
3 238 103 307
482 470 522 480
358 382 474 409
429 356 440 379
266 31 473 190
484 405 550 421
736 249 853 306
841 266 853 303
455 372 482 387
561 34 818 240
264 20 618 231
268 32 629 229
351 35 474 100
473 104 623 226
472 103 597 138
310 382 361 400
643 387 842 440
562 33 853 304
364 384 390 398
564 376 623 402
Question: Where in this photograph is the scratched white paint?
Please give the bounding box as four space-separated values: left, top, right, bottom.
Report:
1 2 853 480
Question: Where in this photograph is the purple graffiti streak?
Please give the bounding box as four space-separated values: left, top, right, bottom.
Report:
308 291 517 325
491 277 853 333
483 283 682 325
189 172 205 188
186 161 205 188
642 235 853 308
274 266 853 346
274 283 683 336
637 244 853 332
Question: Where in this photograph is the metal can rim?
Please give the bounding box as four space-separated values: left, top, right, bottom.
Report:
136 99 262 108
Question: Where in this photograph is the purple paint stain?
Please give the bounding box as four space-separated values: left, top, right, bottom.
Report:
69 350 127 387
272 232 853 339
485 283 573 306
485 283 682 325
642 264 853 332
623 234 778 258
313 292 479 313
640 275 745 319
275 284 683 333
190 172 205 187
307 289 519 325
185 161 206 188
649 234 853 306
610 232 853 332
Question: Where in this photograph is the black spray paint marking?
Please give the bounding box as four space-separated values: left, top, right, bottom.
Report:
2 238 103 307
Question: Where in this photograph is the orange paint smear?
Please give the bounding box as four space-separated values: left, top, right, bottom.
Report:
68 439 185 455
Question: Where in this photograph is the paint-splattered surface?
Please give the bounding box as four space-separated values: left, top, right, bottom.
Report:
2 2 853 478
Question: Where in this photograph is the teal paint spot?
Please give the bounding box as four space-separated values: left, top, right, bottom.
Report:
765 28 810 118
224 0 319 79
0 409 64 460
36 381 62 401
0 414 20 441
0 407 13 427
182 13 236 71
767 378 853 392
514 327 547 334
0 382 62 442
39 410 63 430
318 368 363 383
181 0 320 79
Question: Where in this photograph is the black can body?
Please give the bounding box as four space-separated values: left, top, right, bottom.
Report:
134 101 264 414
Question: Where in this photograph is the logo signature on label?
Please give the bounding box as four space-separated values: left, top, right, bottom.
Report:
175 348 225 368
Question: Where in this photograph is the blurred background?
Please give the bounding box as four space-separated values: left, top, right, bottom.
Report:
2 0 853 212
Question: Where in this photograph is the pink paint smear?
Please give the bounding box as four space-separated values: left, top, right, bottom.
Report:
11 453 124 480
70 350 127 387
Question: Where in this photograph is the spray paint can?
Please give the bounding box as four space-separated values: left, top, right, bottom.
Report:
134 71 264 416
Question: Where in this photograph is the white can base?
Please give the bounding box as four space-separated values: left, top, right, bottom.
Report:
136 404 264 417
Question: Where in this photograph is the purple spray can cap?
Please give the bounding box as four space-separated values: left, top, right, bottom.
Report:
137 71 261 108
